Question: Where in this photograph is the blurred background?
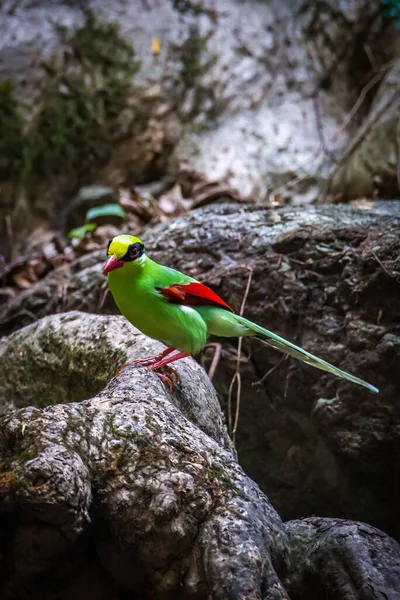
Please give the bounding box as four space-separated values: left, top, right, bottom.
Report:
1 0 399 270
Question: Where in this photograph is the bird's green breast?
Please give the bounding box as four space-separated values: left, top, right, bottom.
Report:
107 257 208 353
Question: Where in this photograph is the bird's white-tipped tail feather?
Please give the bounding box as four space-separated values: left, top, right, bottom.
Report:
236 315 379 394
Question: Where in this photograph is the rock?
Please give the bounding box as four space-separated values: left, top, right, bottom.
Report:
0 311 289 599
333 59 400 200
1 0 397 254
1 309 400 599
284 517 400 599
146 201 400 538
1 201 400 540
171 0 388 204
0 311 233 453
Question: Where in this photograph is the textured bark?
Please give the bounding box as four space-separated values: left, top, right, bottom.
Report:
283 517 400 600
150 201 400 539
1 201 400 541
0 312 234 451
1 311 400 599
0 312 289 600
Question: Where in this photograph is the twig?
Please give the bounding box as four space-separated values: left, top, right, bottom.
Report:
310 4 382 100
97 283 110 310
270 166 322 202
227 371 234 435
270 56 399 202
254 354 288 386
239 267 253 316
230 368 242 445
206 342 222 381
337 67 392 136
363 43 377 72
287 257 323 279
371 251 399 281
0 308 38 326
313 95 334 161
284 362 295 399
326 86 399 191
228 267 253 444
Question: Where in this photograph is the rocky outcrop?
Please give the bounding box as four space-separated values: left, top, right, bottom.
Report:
1 311 400 599
332 58 400 200
0 312 233 454
0 311 289 599
284 517 400 599
1 201 399 541
147 201 400 538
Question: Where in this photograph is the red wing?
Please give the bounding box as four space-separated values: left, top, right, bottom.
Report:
157 282 233 312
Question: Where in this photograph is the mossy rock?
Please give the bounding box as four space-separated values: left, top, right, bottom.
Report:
0 312 135 411
0 311 233 451
0 10 141 185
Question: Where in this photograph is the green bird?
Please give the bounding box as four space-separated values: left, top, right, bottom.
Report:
103 234 379 394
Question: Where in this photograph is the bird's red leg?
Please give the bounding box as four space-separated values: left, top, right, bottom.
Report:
116 346 175 374
151 352 191 390
131 346 176 366
151 351 191 370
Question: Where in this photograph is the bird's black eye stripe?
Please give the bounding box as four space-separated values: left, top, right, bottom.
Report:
122 242 144 262
107 239 112 252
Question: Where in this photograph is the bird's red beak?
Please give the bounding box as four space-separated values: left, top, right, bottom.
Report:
102 256 124 275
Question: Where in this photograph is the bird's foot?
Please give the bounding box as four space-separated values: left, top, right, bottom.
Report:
116 357 159 374
150 351 190 390
116 361 180 391
115 347 176 374
116 348 186 390
116 347 174 375
152 365 180 392
116 362 129 375
131 356 159 367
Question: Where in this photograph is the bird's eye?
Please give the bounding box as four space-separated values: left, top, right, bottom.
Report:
122 242 144 261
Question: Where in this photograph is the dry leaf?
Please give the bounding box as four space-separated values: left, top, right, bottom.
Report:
12 263 38 289
151 39 161 55
158 194 177 215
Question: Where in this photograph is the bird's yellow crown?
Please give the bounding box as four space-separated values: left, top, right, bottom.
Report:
108 234 144 259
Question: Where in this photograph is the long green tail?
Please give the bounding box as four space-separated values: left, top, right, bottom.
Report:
236 315 379 394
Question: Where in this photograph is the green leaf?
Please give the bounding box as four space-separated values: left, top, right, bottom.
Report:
86 203 126 221
68 223 97 239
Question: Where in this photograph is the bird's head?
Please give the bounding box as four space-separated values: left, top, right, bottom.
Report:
102 234 146 275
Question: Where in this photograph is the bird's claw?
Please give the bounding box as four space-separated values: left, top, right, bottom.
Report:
116 360 180 391
152 364 180 391
116 352 175 375
116 357 158 374
153 370 173 392
116 362 129 375
130 357 158 367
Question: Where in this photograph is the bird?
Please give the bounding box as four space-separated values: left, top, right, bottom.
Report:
103 233 379 394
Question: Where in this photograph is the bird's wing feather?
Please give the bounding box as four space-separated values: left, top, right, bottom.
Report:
157 281 233 312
